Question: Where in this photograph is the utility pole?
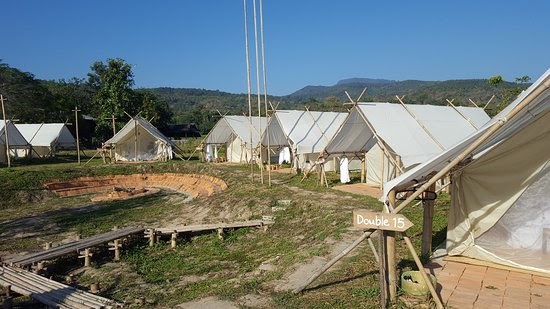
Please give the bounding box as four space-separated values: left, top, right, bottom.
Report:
105 114 116 136
1 95 11 168
73 106 81 164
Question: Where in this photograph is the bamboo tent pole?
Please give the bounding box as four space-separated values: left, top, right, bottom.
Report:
468 98 479 108
396 96 445 150
483 95 496 110
446 98 479 129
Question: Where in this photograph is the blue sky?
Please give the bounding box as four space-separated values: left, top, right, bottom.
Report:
3 1 549 95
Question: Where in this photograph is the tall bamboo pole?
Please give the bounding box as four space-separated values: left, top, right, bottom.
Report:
259 0 271 186
1 95 10 167
252 0 264 183
243 0 254 181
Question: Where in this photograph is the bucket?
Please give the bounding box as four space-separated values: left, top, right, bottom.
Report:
401 271 437 296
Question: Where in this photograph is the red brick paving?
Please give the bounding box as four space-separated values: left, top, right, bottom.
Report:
425 259 550 308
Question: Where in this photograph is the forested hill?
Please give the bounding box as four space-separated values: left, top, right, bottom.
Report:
148 78 528 121
285 78 525 106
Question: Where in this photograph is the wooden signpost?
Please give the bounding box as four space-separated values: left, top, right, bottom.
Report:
353 210 413 232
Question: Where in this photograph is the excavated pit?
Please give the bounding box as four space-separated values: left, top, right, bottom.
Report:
44 173 228 201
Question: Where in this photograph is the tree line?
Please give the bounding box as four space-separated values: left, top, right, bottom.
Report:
1 58 532 146
0 59 172 146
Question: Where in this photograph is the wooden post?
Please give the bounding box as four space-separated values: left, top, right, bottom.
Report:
1 95 11 168
386 190 397 304
90 283 99 294
109 239 121 261
378 230 388 307
360 158 365 183
79 248 92 267
84 248 91 267
111 115 116 136
73 107 81 165
421 184 436 258
34 261 45 274
171 231 178 248
146 228 156 246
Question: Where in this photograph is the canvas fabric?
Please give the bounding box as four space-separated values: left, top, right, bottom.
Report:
447 110 550 272
104 117 174 162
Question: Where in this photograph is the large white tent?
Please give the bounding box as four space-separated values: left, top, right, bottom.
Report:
383 69 550 274
261 110 347 171
104 116 175 162
15 123 76 157
0 120 31 163
203 115 267 163
322 103 490 187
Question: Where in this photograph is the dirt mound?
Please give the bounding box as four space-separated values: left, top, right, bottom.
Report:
44 173 228 199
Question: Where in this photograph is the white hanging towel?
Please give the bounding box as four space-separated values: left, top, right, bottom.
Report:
279 146 291 164
206 144 213 162
340 156 351 183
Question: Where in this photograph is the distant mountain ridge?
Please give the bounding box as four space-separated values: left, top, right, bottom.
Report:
284 78 523 105
336 78 396 85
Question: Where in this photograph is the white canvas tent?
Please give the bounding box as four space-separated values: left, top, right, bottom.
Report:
104 116 175 162
203 115 267 163
383 68 550 274
0 120 31 163
15 123 76 157
261 110 348 171
322 103 490 187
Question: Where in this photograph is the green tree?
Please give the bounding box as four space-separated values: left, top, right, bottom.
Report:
515 75 531 84
134 90 173 130
88 58 135 140
487 75 528 116
0 61 54 122
43 78 95 121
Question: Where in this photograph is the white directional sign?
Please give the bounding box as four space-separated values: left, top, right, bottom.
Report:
353 210 413 232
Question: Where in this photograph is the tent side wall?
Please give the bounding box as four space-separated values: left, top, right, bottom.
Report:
447 110 550 273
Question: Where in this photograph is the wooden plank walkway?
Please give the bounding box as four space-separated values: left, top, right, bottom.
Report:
154 220 275 234
0 265 121 309
5 227 145 267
